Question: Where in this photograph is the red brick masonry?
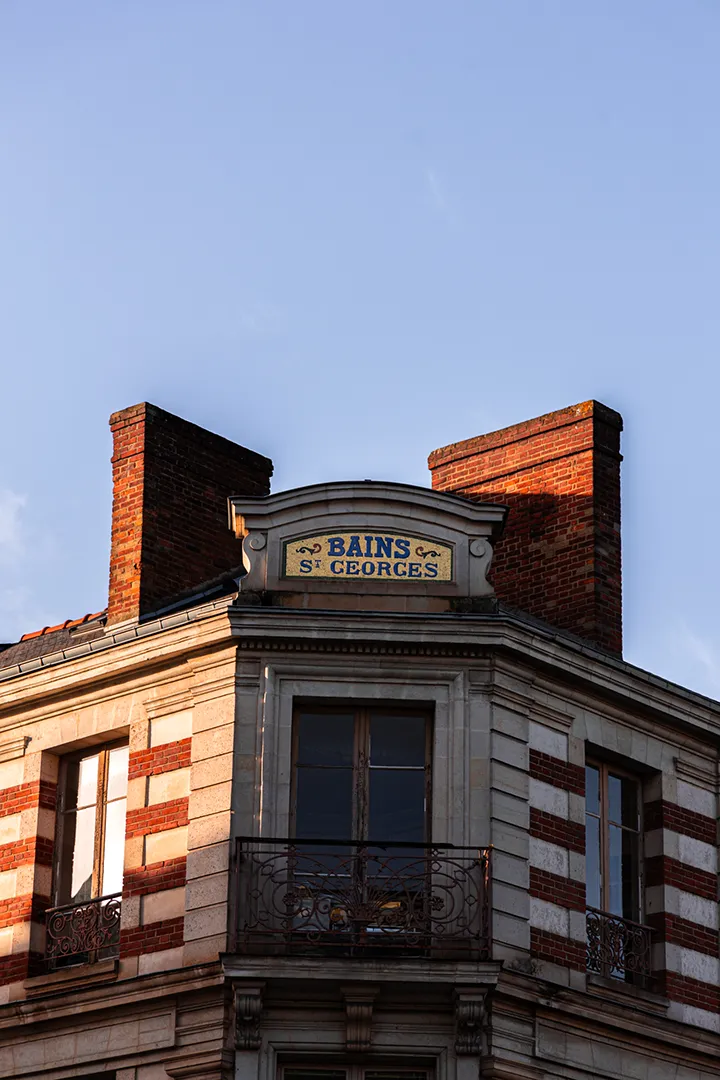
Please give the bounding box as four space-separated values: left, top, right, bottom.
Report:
531 927 585 971
0 836 53 872
645 856 717 901
647 912 719 958
529 750 585 795
125 797 189 838
530 808 585 854
530 867 585 912
0 780 57 818
128 739 192 781
120 917 184 958
644 801 716 847
123 857 187 898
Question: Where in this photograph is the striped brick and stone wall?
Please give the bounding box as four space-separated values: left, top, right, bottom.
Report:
122 710 192 972
0 746 57 992
644 774 719 1031
527 720 587 980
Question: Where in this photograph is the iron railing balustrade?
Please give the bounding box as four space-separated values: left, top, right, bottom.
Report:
44 893 122 966
233 838 491 960
586 907 654 987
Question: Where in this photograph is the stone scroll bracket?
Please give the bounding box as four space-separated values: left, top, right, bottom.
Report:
235 982 265 1052
341 984 380 1053
468 538 494 598
454 987 489 1056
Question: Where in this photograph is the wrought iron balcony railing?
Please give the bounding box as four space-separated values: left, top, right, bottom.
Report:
232 838 491 960
586 907 654 988
44 893 122 967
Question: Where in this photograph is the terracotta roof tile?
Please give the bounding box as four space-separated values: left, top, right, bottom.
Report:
20 611 106 642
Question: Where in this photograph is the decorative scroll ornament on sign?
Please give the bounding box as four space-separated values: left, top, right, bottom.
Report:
282 532 454 582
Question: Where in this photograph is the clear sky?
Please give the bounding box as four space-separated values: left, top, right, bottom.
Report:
1 2 719 697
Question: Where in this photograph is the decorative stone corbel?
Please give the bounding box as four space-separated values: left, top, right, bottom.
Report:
235 983 265 1051
468 538 494 597
240 530 269 591
341 984 379 1052
454 988 488 1056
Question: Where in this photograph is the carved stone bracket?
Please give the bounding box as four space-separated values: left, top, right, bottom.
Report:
341 984 379 1052
235 982 265 1051
455 988 488 1056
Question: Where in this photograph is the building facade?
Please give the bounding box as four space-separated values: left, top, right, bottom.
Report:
0 400 718 1080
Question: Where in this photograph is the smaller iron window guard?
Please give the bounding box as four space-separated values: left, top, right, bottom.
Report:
44 893 122 966
586 907 653 988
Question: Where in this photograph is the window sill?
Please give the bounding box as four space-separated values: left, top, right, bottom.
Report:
586 972 668 1016
24 957 119 996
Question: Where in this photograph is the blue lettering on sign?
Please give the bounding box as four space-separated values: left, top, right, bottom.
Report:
425 562 438 578
346 560 360 575
375 536 393 558
346 536 362 558
364 536 374 557
299 559 312 574
376 561 391 576
361 561 375 575
393 562 407 577
329 560 344 574
328 537 345 556
408 562 421 578
394 538 410 559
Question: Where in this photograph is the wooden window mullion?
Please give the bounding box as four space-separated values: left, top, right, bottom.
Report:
92 749 108 899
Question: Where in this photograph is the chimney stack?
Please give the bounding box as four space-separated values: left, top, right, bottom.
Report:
428 401 623 655
108 403 273 626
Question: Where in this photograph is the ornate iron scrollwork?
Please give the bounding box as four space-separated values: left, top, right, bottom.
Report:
44 893 122 965
586 907 653 987
234 838 491 960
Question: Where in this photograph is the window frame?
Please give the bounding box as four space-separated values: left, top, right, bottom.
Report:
54 739 129 906
290 703 433 843
585 757 644 921
281 1064 432 1080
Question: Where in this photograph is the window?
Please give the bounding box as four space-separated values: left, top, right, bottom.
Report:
292 706 431 843
585 760 653 985
45 743 129 967
283 1068 430 1080
585 761 641 921
55 743 129 905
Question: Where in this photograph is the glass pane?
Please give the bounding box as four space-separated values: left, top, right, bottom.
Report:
107 746 129 801
370 714 427 767
70 805 97 902
609 825 640 920
621 829 639 920
369 769 426 842
76 754 99 810
585 813 601 908
608 773 639 829
101 798 127 895
295 767 353 839
585 764 600 816
296 712 354 766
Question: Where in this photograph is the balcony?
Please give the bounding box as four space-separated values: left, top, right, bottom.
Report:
586 907 654 988
44 893 122 967
233 839 491 960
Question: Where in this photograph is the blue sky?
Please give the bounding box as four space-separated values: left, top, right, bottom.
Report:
1 2 719 696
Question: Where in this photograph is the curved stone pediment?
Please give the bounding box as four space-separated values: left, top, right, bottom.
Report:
228 481 507 600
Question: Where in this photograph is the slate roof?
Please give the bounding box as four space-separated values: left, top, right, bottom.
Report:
0 612 107 670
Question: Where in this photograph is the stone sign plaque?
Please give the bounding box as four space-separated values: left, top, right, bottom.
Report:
282 532 454 582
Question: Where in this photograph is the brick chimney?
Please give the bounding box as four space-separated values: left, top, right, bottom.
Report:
108 403 273 625
428 401 623 655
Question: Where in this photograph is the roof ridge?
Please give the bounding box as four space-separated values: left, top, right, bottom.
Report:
20 610 107 642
